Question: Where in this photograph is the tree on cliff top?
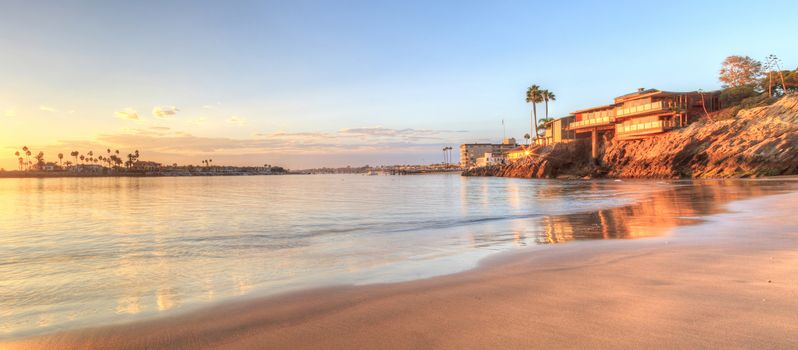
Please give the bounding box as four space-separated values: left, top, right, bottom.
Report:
719 56 763 88
785 68 798 93
763 54 789 96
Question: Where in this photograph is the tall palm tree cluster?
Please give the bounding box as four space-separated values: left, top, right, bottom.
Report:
12 146 141 171
13 146 46 171
525 85 557 143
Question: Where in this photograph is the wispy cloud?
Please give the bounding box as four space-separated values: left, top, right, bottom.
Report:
190 116 209 126
86 130 445 155
265 131 330 139
152 106 179 118
114 108 140 121
261 127 468 143
227 116 245 125
39 105 56 112
339 126 431 137
337 126 467 141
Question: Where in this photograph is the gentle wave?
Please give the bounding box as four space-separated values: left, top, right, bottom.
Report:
0 174 687 339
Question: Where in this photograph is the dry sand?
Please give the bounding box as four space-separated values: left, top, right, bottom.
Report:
5 192 798 349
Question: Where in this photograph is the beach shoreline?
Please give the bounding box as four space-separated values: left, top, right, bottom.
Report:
5 188 798 349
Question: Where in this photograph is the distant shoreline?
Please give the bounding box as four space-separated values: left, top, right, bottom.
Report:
0 170 468 179
0 171 290 179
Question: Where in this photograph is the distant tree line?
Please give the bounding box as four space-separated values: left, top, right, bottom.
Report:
9 146 287 174
12 146 141 171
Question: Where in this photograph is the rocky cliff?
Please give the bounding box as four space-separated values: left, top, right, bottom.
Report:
463 94 798 179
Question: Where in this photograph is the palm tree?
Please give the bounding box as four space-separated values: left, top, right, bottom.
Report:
14 151 20 170
523 133 531 145
537 117 555 138
541 90 556 123
111 155 122 168
18 157 24 171
58 153 64 166
35 151 45 169
23 146 32 171
22 146 29 165
526 85 543 141
71 151 79 164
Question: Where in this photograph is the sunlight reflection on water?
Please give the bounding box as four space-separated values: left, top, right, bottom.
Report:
1 174 794 338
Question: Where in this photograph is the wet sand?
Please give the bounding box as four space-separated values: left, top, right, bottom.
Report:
5 191 798 349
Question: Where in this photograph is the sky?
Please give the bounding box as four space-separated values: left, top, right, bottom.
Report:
2 0 797 169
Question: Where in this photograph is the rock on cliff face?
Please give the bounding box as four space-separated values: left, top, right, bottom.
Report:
464 95 798 179
462 141 596 178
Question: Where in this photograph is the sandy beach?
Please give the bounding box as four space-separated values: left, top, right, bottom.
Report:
4 190 798 349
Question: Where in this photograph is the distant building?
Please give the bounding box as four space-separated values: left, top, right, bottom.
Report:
460 138 518 168
68 164 104 173
41 162 61 172
130 161 162 172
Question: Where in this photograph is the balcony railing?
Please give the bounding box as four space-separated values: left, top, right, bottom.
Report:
582 109 615 120
616 119 676 135
569 116 615 129
616 100 670 117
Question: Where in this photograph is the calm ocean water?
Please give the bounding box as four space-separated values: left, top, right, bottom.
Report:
1 174 794 339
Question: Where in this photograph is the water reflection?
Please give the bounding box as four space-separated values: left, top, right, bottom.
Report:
535 180 786 244
1 175 796 340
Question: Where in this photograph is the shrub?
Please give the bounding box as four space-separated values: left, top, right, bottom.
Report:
740 94 778 109
711 106 742 121
719 85 759 107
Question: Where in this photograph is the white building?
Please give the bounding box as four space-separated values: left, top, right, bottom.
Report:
475 152 507 167
459 138 517 168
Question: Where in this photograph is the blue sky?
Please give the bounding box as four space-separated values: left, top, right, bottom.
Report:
2 0 797 168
